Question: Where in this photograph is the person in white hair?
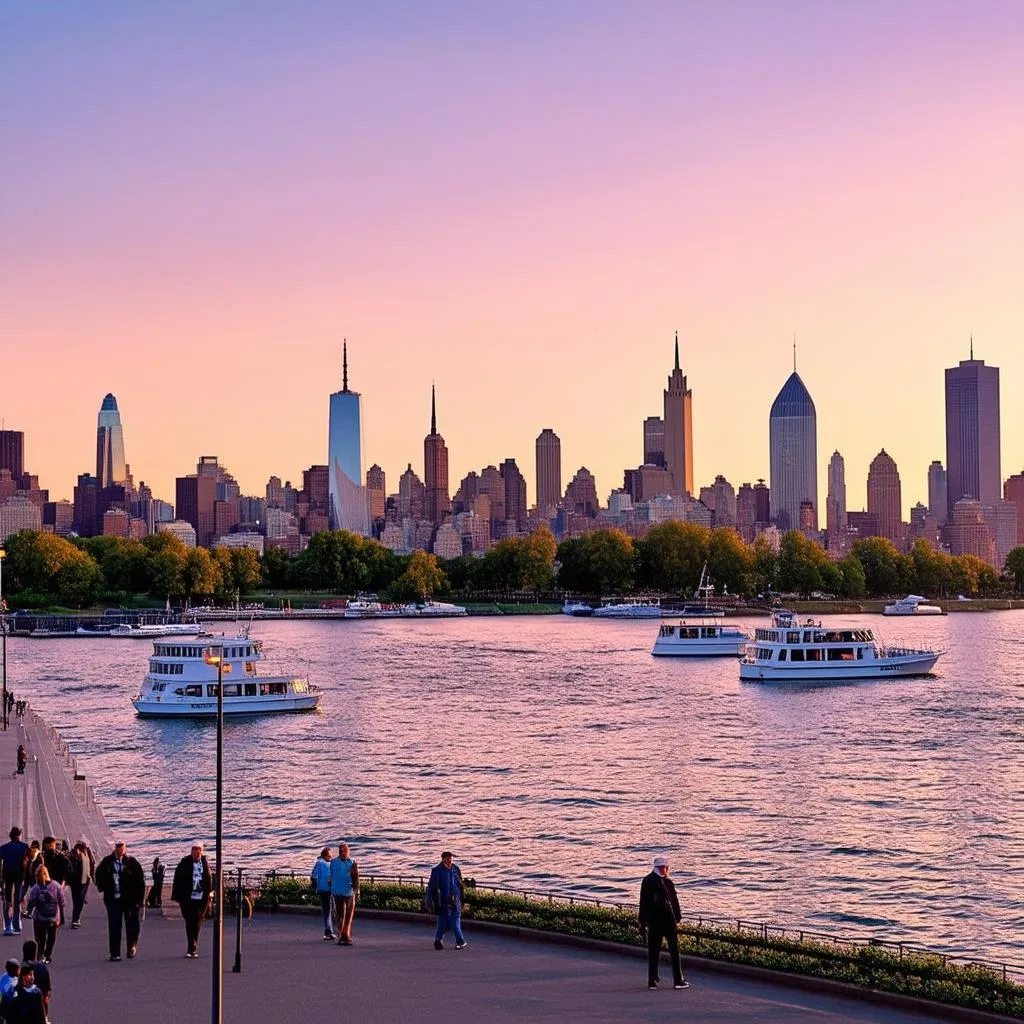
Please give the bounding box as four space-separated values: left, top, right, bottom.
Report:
637 856 688 991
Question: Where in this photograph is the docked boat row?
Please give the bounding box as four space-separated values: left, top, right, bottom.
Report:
341 597 467 618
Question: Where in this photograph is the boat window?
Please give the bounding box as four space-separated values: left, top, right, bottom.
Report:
223 684 241 697
827 648 856 661
857 649 864 659
806 649 822 661
802 632 812 643
259 682 287 696
787 631 800 643
244 683 257 696
778 649 787 661
790 649 804 661
184 685 202 697
245 662 255 673
293 681 308 693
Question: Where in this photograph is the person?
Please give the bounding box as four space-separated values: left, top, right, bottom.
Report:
310 847 334 940
638 856 688 990
0 959 19 999
146 857 165 909
0 964 46 1024
32 838 69 891
328 842 359 946
95 840 145 961
68 839 96 928
170 842 212 959
0 827 29 935
15 746 26 776
19 942 50 1021
24 867 64 965
426 851 466 950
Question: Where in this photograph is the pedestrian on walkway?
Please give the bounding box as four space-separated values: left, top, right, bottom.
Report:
15 746 26 775
0 959 19 998
427 851 466 950
170 842 212 959
68 839 97 928
95 840 145 961
310 847 334 940
0 827 29 935
329 842 359 946
146 857 165 909
0 963 46 1024
20 941 50 1018
32 838 70 891
24 866 64 964
638 856 688 990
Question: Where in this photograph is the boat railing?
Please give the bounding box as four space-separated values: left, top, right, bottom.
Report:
880 645 936 657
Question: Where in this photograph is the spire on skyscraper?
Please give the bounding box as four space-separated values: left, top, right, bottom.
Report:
342 340 349 392
431 383 437 435
969 332 974 360
674 331 679 371
793 334 797 372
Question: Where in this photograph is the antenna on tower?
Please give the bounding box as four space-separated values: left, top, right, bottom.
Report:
674 331 680 371
342 340 349 391
969 332 974 360
793 333 797 373
431 382 437 434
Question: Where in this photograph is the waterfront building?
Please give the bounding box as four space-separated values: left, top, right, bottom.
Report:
327 343 370 535
398 465 426 522
982 501 1018 570
1004 471 1024 546
944 498 995 566
0 430 24 481
826 451 847 536
928 461 948 525
564 467 599 518
643 416 665 469
366 464 386 523
424 386 451 527
867 450 902 543
847 510 879 539
95 393 128 488
945 348 1001 518
157 519 197 548
501 458 528 533
535 429 562 513
623 464 673 504
0 494 42 543
663 333 694 497
769 362 817 532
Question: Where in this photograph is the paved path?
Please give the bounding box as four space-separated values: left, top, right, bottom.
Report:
38 912 952 1024
0 708 114 850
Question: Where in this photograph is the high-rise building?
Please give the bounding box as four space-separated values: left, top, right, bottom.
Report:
753 479 770 525
72 473 100 537
479 466 505 537
769 361 817 532
663 334 694 497
945 348 1000 518
564 467 599 517
982 501 1018 570
535 429 562 512
624 464 674 504
95 394 128 488
826 451 847 536
944 498 995 565
736 483 757 542
1003 471 1024 547
710 475 736 527
398 465 426 522
0 431 24 481
927 461 948 525
423 386 450 526
366 464 386 522
327 343 370 535
866 450 902 543
175 467 217 548
643 416 665 469
501 459 527 532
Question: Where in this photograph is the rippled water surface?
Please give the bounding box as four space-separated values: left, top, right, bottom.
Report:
7 612 1024 961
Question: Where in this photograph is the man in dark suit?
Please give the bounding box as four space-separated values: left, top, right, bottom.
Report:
95 841 146 961
170 842 213 958
638 856 688 990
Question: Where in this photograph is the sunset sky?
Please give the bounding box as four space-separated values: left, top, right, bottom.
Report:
3 1 1023 518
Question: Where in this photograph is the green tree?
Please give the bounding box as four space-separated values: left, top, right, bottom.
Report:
260 546 293 589
440 555 478 593
141 533 188 598
2 531 103 606
1006 546 1024 594
849 537 910 597
77 536 150 593
777 531 827 597
706 528 754 597
179 548 221 602
522 526 557 593
749 534 779 597
635 521 709 593
837 554 867 599
393 550 447 601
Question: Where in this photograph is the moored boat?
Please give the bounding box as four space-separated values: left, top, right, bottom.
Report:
652 621 749 657
883 595 944 616
592 599 663 619
562 600 594 617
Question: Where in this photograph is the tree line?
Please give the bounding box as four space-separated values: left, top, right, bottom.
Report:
1 524 1022 609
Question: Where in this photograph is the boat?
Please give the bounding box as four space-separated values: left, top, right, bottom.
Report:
413 600 467 617
883 595 944 616
652 621 749 657
592 599 663 619
343 596 467 618
109 622 211 638
26 628 80 639
343 597 383 619
562 600 594 617
739 609 940 682
677 563 726 617
132 628 320 717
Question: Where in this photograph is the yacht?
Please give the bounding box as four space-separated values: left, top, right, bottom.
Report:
562 600 594 617
132 629 320 717
592 599 664 619
110 622 211 639
677 563 726 617
413 600 467 617
739 610 940 682
883 595 944 616
652 620 749 657
343 596 384 618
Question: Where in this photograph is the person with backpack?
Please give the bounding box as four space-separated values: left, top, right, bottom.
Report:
426 851 466 950
24 866 65 964
638 856 688 991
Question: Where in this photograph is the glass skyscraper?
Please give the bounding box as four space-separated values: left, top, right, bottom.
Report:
944 353 1000 518
96 393 127 487
328 345 370 535
769 370 817 532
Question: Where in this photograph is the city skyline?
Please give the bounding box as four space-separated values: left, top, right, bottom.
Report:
2 3 1023 512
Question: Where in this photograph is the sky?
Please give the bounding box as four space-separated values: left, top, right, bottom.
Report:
3 1 1023 518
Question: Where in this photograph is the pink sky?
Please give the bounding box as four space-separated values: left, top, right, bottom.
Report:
3 2 1023 518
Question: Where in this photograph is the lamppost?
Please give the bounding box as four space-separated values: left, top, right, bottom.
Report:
0 548 7 732
203 644 228 1024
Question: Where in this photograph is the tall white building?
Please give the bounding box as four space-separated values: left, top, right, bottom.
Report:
327 343 370 535
96 393 128 488
769 364 817 532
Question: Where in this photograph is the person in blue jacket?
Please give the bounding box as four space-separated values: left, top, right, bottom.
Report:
328 843 359 946
427 851 466 950
310 848 334 939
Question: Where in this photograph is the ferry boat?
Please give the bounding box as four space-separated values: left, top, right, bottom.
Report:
652 621 749 657
110 622 211 639
132 630 320 717
883 595 944 616
739 610 940 683
562 600 594 617
592 599 664 619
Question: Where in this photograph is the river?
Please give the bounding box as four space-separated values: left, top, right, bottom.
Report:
6 611 1023 962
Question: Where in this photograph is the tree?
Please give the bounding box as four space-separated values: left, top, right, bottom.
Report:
749 534 779 597
910 539 949 597
393 550 447 601
635 521 708 593
77 536 150 593
837 555 867 599
849 537 911 597
1 531 103 606
522 526 557 593
705 528 754 597
1006 546 1024 594
141 533 188 599
777 531 827 597
179 548 221 603
261 546 293 590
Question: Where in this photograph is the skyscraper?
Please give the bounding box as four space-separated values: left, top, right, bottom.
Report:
501 458 527 532
423 385 450 527
769 360 817 532
826 451 847 535
866 449 902 543
564 467 599 517
945 348 1000 518
366 464 386 522
327 343 370 535
0 431 24 481
927 461 948 525
1004 471 1024 546
643 416 665 468
663 333 694 497
96 394 127 488
535 429 562 513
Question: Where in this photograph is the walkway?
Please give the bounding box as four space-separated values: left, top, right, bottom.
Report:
42 913 954 1024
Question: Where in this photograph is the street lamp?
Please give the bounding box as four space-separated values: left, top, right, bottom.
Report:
203 644 230 1024
0 548 7 732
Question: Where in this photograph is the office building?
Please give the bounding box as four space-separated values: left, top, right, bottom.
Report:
564 467 599 518
501 459 527 533
327 343 370 535
423 385 450 526
95 393 128 488
769 363 817 532
866 450 902 543
535 429 562 512
1003 471 1024 547
643 416 665 469
663 333 694 496
366 464 386 523
0 431 24 481
927 461 948 525
826 451 847 536
945 349 1000 517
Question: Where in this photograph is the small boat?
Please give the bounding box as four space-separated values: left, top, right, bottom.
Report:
883 595 944 616
110 622 211 638
27 628 80 639
677 563 726 617
562 601 594 617
413 600 467 617
652 621 749 657
592 599 663 619
132 628 320 717
739 609 940 683
343 597 383 619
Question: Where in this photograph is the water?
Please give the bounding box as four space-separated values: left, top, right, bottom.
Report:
6 612 1024 962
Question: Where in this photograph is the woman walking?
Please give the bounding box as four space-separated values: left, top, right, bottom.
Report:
25 866 65 964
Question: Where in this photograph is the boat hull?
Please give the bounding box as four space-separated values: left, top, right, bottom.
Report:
133 694 321 717
739 654 940 682
652 639 746 657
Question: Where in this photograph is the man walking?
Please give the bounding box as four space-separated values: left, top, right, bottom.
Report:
68 840 96 929
427 851 466 950
95 840 145 961
0 828 29 935
329 842 358 946
638 856 688 990
170 842 213 959
310 847 334 940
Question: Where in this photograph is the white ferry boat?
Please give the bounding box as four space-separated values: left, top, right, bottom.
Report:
132 630 320 717
739 610 940 683
883 595 944 616
652 621 749 657
110 622 211 638
562 600 594 617
593 599 663 619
